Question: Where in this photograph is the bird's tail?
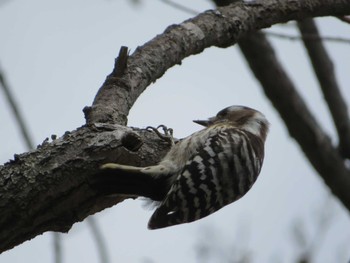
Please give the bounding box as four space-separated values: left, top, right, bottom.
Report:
90 163 170 201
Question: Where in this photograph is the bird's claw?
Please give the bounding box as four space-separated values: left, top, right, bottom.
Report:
145 125 175 145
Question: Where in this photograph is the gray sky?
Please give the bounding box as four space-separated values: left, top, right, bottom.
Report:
1 0 350 262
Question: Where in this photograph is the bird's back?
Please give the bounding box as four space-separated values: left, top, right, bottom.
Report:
149 124 265 229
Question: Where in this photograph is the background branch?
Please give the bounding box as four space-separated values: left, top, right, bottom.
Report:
87 217 110 263
0 66 33 150
53 234 62 263
297 18 350 158
238 31 350 212
265 30 350 44
0 64 63 263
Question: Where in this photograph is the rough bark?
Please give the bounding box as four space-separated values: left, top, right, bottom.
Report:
1 0 350 253
84 0 350 125
0 124 170 253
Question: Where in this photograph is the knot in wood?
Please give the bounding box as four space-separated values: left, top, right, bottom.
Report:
121 132 143 152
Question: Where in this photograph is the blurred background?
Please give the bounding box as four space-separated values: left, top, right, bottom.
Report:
0 0 350 262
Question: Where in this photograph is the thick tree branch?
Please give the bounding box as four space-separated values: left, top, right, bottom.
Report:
85 0 350 125
238 32 350 213
1 0 350 253
1 62 109 261
297 18 350 158
0 125 170 253
0 64 64 262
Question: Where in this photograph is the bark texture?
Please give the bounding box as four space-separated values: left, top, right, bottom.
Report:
0 124 169 252
85 0 350 125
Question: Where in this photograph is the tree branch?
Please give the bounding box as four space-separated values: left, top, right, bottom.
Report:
84 0 350 125
0 64 64 263
1 0 350 253
0 124 170 253
297 18 350 158
238 31 350 213
87 217 110 263
265 30 350 44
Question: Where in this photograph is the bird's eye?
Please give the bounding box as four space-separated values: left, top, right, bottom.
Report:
216 109 228 118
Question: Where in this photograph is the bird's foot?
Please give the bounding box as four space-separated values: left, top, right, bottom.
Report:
145 125 175 145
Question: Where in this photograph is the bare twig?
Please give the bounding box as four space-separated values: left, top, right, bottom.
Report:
113 46 129 78
159 0 198 15
238 31 350 213
0 66 34 150
297 19 350 158
53 233 62 263
87 217 110 263
265 31 350 44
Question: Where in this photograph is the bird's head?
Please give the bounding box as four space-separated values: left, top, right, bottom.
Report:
193 105 269 141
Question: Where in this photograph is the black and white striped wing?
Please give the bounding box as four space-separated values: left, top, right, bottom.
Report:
148 127 264 229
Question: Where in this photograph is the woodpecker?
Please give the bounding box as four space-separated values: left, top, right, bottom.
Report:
95 105 269 229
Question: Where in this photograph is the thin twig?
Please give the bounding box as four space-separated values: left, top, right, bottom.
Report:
0 66 34 150
297 19 350 158
87 217 110 263
159 0 199 15
53 233 62 263
265 31 350 44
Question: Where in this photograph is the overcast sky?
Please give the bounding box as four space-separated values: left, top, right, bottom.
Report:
1 0 350 262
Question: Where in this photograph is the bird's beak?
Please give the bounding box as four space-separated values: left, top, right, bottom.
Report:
193 117 215 127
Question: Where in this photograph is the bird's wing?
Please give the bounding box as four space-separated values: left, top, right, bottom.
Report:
148 127 263 229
